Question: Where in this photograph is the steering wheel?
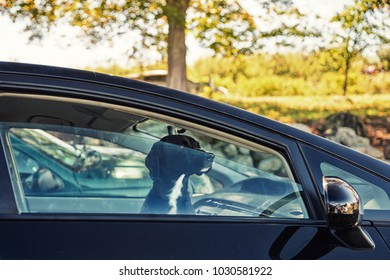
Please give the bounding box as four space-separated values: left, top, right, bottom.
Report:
258 191 304 217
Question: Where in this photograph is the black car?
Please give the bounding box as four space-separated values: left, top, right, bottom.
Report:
0 62 389 259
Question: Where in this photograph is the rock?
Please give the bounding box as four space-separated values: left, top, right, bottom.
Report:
223 144 238 157
236 155 254 166
238 147 250 155
365 146 385 159
258 157 283 173
328 127 384 160
385 145 390 160
314 112 367 137
335 127 358 147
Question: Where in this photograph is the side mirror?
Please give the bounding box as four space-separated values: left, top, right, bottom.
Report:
323 176 375 250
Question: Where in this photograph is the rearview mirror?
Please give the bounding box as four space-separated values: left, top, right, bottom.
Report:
323 176 374 250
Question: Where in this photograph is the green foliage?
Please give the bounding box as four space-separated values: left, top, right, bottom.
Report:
88 49 390 123
377 45 390 71
87 60 168 77
85 64 132 77
189 47 390 122
212 94 390 123
188 0 257 57
329 0 390 95
190 50 390 97
369 73 390 94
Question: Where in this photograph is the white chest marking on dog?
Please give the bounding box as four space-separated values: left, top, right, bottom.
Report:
168 174 185 214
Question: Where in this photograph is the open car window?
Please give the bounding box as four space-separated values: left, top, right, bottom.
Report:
2 100 308 219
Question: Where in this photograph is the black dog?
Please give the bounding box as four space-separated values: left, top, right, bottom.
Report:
141 134 214 214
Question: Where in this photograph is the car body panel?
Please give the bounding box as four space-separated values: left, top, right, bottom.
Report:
0 216 388 260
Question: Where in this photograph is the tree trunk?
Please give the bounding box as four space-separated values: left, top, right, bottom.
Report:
166 0 189 92
342 37 352 96
343 54 351 96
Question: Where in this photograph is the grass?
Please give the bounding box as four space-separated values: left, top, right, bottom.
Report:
211 93 390 124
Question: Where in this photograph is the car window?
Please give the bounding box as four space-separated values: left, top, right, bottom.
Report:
3 107 308 219
321 163 390 211
302 144 390 221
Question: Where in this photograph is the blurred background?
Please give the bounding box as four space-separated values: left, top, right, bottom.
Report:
0 0 389 161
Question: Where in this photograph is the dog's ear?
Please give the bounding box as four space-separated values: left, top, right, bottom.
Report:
145 141 163 180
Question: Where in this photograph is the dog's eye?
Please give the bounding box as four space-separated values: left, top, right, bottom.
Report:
181 140 193 148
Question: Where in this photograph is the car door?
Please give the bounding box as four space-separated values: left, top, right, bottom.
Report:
0 64 389 259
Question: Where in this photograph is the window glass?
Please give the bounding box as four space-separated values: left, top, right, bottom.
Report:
302 144 390 221
5 117 308 219
321 163 390 211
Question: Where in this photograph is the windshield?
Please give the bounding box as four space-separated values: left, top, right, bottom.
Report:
10 128 81 169
9 127 149 180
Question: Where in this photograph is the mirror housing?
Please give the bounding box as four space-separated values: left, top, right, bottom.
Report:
324 176 362 229
323 176 374 250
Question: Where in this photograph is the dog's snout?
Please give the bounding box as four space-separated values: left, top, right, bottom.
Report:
205 151 214 160
198 151 214 174
200 150 215 161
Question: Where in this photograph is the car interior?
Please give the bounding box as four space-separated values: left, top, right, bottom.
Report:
0 94 309 219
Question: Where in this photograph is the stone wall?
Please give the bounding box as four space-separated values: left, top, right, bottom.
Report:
327 127 385 160
292 123 388 162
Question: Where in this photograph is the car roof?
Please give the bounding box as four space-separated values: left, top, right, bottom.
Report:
0 61 389 180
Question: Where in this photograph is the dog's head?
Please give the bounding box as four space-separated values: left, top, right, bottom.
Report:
145 135 214 181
